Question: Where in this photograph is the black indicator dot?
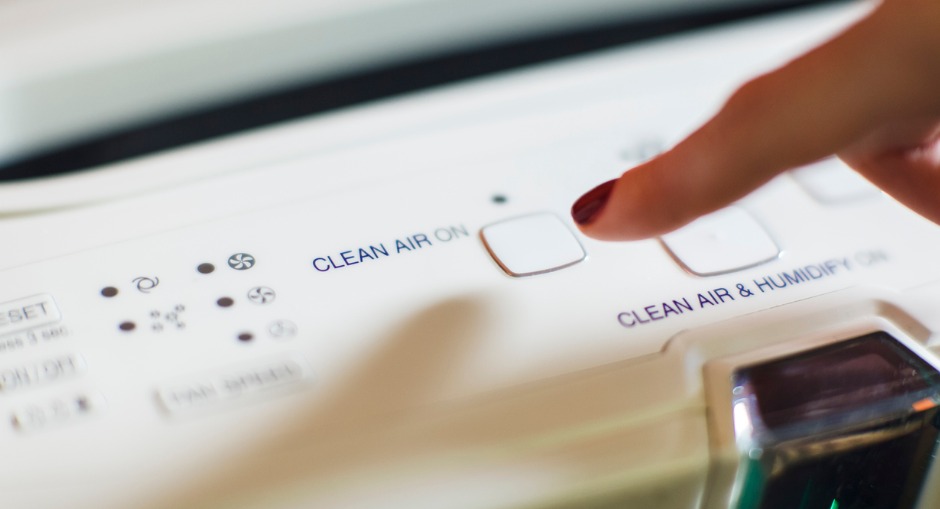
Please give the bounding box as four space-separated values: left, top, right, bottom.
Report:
237 332 254 342
492 194 508 204
101 286 119 298
118 321 136 332
197 263 215 274
217 297 234 308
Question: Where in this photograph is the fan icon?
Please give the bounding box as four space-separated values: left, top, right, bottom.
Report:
247 286 276 305
228 253 255 270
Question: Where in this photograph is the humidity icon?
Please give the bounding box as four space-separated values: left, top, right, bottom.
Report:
268 319 297 339
228 253 256 270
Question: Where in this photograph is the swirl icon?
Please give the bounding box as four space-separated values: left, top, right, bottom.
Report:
132 277 160 293
228 253 255 270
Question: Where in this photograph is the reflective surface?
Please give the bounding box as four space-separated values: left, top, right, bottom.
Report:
733 332 940 509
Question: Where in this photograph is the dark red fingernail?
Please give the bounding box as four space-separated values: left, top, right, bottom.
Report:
572 179 616 226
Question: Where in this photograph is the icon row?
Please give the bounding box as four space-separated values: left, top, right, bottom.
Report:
100 252 258 298
117 317 298 342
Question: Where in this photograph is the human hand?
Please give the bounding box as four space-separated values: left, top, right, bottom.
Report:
571 0 940 240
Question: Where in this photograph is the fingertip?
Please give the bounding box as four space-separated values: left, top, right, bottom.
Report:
571 179 616 227
572 162 687 241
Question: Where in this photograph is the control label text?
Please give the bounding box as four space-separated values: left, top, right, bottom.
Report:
312 224 469 273
618 250 888 328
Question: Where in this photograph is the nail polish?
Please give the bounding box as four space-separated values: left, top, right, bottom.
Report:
572 179 616 226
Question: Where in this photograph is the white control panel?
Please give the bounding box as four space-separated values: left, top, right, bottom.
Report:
4 3 939 509
661 207 780 276
481 213 587 276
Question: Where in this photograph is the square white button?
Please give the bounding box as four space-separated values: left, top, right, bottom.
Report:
791 158 879 203
481 212 586 277
661 206 778 276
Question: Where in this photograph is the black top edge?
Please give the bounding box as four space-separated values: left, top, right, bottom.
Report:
0 0 837 181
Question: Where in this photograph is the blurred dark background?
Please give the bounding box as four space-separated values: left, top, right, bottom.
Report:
0 0 839 181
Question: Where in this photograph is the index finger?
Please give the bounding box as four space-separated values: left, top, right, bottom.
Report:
572 1 940 240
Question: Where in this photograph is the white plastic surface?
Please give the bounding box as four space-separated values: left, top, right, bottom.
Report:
3 4 937 509
660 206 780 276
0 2 872 215
0 0 775 167
791 158 880 203
481 213 586 276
